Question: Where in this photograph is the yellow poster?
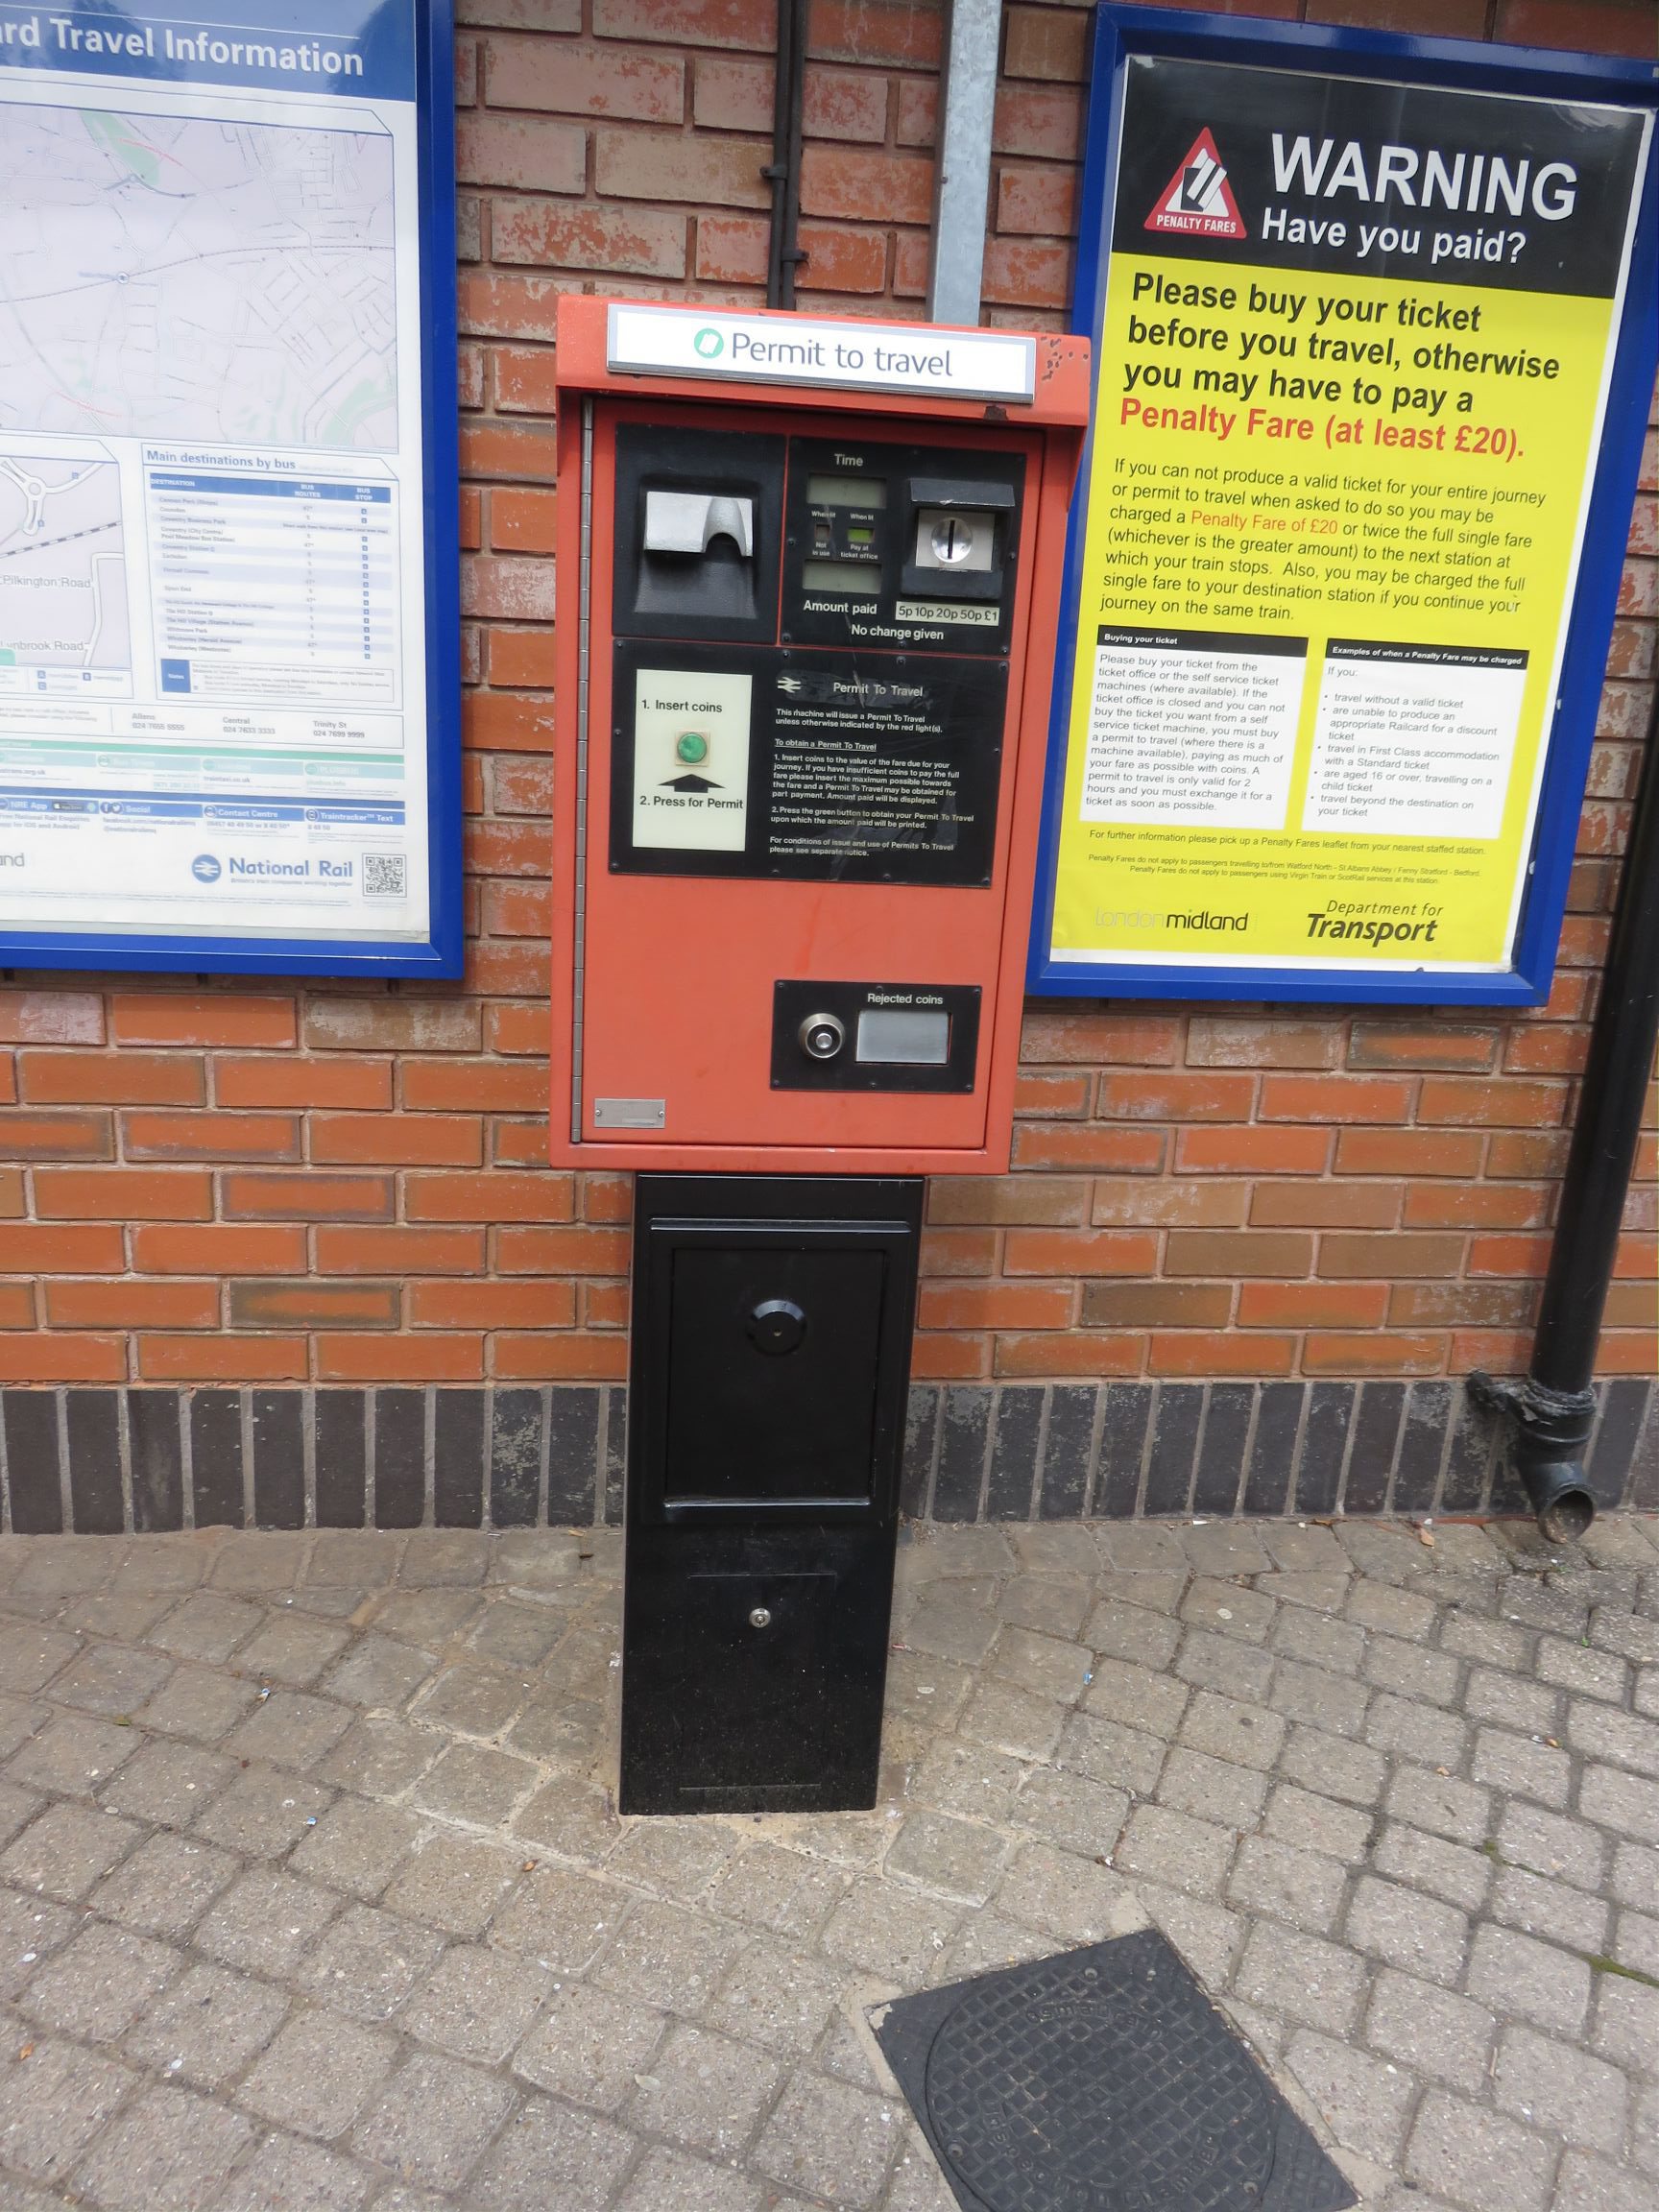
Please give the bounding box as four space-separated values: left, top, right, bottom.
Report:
1047 51 1652 985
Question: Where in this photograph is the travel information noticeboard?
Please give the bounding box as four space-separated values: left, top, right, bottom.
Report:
1030 10 1658 1003
0 0 460 974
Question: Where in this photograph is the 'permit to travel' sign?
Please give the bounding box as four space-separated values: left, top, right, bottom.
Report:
607 304 1037 403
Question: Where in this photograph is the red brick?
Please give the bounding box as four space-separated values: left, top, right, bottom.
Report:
228 1282 399 1330
1613 1234 1656 1279
458 270 563 343
1404 1185 1551 1230
487 629 558 688
456 112 584 192
1098 1071 1255 1122
1389 1283 1537 1327
1486 1130 1573 1179
981 236 1070 310
21 1053 203 1106
0 991 104 1045
691 54 770 127
123 1113 300 1164
805 63 890 140
1604 1282 1658 1327
490 488 559 556
309 1115 482 1168
1418 1077 1568 1127
1185 1017 1341 1070
0 1169 20 1218
997 166 1077 237
496 1225 631 1272
139 1336 306 1382
595 0 773 46
1347 1023 1499 1071
696 214 770 283
1011 1125 1166 1172
1174 1127 1330 1174
918 1228 998 1276
1149 1333 1296 1377
400 1062 548 1115
458 419 560 485
581 1173 634 1223
493 345 565 416
1301 1333 1447 1376
488 1002 552 1058
810 0 942 66
467 820 554 877
1334 1129 1485 1177
995 1334 1143 1379
1502 1026 1592 1076
1238 1283 1389 1329
493 200 687 278
463 554 556 624
915 1283 1070 1327
1166 1231 1311 1279
406 1171 576 1222
596 129 770 207
132 1224 305 1275
0 1335 125 1382
583 1281 630 1328
0 1224 124 1273
304 998 481 1053
222 1173 394 1222
312 1229 481 1279
214 1058 393 1110
1316 0 1488 29
458 0 581 27
1003 1229 1159 1276
1014 1070 1091 1117
317 1335 485 1382
894 75 935 147
113 994 295 1048
481 880 552 936
1593 1329 1659 1374
1494 0 1659 57
1002 6 1089 81
993 84 1079 160
914 1333 991 1380
1093 1181 1248 1227
47 1281 220 1330
1022 1011 1181 1065
1081 1282 1232 1328
410 1280 577 1327
1259 1075 1413 1124
485 34 684 117
467 939 552 996
1320 1233 1463 1279
492 1334 629 1379
1250 1182 1403 1228
798 223 889 293
36 1170 212 1220
0 1283 35 1329
928 1177 1089 1226
0 1111 112 1161
801 147 933 225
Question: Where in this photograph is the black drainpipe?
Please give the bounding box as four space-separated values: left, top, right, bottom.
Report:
1471 679 1659 1542
764 0 809 308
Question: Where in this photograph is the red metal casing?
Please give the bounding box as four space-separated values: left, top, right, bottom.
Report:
548 296 1089 1175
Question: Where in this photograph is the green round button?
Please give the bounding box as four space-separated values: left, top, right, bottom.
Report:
675 731 709 765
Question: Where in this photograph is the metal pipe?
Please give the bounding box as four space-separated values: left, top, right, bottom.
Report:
926 0 1001 326
1471 679 1659 1541
764 0 808 309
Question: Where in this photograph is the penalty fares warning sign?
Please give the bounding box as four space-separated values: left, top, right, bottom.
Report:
1032 13 1657 1004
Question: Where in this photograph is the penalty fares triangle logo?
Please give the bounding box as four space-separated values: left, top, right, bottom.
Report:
1145 129 1247 240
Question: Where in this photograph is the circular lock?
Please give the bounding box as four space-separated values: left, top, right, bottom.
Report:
748 1607 773 1630
930 515 975 565
747 1297 806 1357
798 1011 845 1061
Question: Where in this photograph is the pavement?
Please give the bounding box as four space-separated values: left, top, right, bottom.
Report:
0 1515 1652 2212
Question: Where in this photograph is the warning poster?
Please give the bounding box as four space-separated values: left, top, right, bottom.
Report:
1045 50 1652 986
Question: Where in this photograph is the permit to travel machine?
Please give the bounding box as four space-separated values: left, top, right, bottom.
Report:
550 299 1088 1813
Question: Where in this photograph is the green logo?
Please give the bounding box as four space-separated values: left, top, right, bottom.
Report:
692 326 725 359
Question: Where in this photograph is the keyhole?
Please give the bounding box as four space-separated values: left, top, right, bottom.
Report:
930 515 974 565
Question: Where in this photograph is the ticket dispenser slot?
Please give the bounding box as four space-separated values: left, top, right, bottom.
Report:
620 1174 922 1814
615 421 783 643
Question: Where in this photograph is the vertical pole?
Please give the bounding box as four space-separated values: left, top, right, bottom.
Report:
926 0 1001 327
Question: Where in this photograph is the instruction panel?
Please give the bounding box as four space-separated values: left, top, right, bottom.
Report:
0 1 442 953
1043 42 1651 986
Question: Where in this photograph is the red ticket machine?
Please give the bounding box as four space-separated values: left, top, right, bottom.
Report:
549 300 1088 1812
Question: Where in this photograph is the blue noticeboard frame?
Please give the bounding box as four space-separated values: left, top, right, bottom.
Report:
0 0 462 978
1029 6 1659 1006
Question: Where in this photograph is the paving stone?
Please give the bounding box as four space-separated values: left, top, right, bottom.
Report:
135 1664 260 1743
74 2080 252 2211
1081 1656 1190 1739
1155 1746 1267 1830
0 1623 82 1695
225 1691 352 1771
1493 1864 1610 1955
210 2129 373 2212
195 1865 341 1979
1404 2090 1554 2212
1227 1836 1349 1935
1363 1695 1469 1770
1538 1637 1631 1704
1348 1581 1437 1641
592 1894 750 2012
1498 1801 1608 1891
237 2010 397 2140
305 1533 401 1589
957 1678 1066 1761
993 1839 1131 1944
371 1589 483 1646
1612 1908 1659 1979
299 1902 444 2022
703 1843 850 1940
315 1717 438 1799
204 1534 305 1591
608 1820 744 1905
489 1865 618 1968
125 1960 289 2089
884 1651 974 1733
320 1633 436 1712
468 2094 635 2212
991 1624 1093 1705
1083 1599 1181 1671
150 1596 260 1665
819 1880 960 1985
901 1588 998 1668
7 1713 137 1797
513 1980 665 2109
411 1743 541 1825
193 1766 334 1857
24 1921 178 2040
1608 1839 1659 1912
1591 1607 1659 1666
1364 1635 1461 1707
1271 1605 1365 1672
1286 2030 1415 2164
1055 1711 1167 1795
1440 1611 1532 1671
704 1942 841 2060
1346 1875 1468 1987
1116 1804 1237 1900
1180 1580 1275 1645
1268 1660 1369 1738
506 1691 604 1767
1279 1725 1386 1808
1178 1690 1286 1771
1579 1764 1659 1843
1636 1668 1659 1721
1383 1767 1492 1847
1372 1822 1492 1914
1006 1767 1128 1860
753 2069 897 2209
1365 1969 1496 2094
289 1797 422 1900
1463 1665 1559 1735
0 1803 138 1901
1132 1883 1245 1988
1467 1923 1592 2035
401 1944 549 2064
48 1644 172 1719
1094 1525 1188 1574
997 1575 1093 1641
350 2049 515 2191
380 1834 522 1938
0 1886 76 1998
1493 2023 1628 2153
96 1738 232 1827
885 1813 1007 1905
399 1532 491 1587
1469 1726 1573 1810
1553 2150 1659 2212
0 2033 134 2185
1234 1920 1368 2035
1174 1629 1274 1702
628 2020 782 2157
91 1832 239 1938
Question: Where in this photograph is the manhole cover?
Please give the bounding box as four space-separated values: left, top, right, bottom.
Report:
872 1929 1356 2212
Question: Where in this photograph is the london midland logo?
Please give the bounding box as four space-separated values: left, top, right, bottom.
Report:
693 326 725 358
1146 128 1247 239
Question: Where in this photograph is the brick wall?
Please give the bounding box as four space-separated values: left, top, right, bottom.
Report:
0 0 1654 1412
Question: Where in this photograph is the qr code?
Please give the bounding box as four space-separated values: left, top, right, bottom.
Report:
362 853 406 899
